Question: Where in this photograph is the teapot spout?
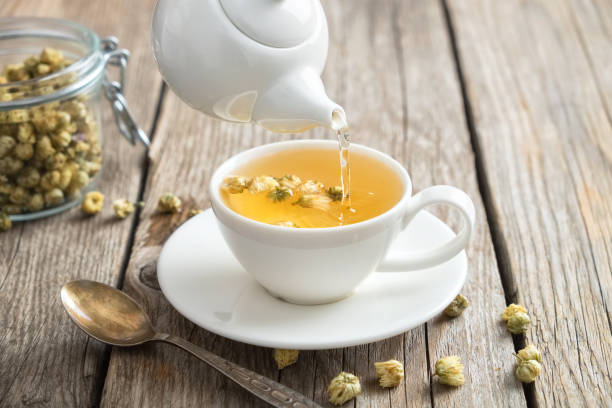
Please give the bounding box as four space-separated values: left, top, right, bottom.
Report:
251 68 347 133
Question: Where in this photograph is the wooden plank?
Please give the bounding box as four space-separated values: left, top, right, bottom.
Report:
445 0 612 405
101 0 522 406
0 1 161 407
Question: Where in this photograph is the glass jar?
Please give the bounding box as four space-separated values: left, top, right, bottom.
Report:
0 17 149 221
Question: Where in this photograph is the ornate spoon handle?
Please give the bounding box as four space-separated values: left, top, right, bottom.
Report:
154 333 321 408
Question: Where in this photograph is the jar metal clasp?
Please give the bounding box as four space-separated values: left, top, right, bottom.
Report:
101 37 151 148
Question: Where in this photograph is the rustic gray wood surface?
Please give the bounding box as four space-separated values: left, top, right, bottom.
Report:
446 0 612 405
1 0 610 407
0 1 161 407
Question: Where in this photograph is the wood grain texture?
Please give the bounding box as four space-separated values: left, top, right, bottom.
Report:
101 0 523 406
0 1 161 406
446 0 612 405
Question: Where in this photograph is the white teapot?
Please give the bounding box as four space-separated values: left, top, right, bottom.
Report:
152 0 346 133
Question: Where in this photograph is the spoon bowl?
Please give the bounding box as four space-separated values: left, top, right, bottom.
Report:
60 279 320 408
61 280 155 346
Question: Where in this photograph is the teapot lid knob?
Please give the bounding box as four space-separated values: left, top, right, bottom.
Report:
219 0 319 48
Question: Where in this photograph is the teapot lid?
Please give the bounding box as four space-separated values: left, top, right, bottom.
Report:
219 0 318 48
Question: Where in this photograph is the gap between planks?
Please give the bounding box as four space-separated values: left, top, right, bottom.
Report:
92 81 168 408
440 0 535 406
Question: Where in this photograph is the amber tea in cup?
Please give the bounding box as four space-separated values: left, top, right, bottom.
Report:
220 148 403 228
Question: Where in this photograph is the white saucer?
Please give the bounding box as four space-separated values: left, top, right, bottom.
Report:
158 209 467 350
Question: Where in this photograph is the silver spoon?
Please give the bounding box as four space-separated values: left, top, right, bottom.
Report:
61 279 320 408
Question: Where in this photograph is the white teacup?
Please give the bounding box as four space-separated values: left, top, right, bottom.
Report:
209 140 475 305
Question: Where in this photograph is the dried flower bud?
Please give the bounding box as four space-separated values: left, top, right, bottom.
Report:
327 186 343 201
14 143 34 161
40 170 61 191
9 186 28 205
44 188 64 206
40 47 63 67
0 211 11 232
517 344 542 363
248 175 279 194
434 356 465 386
267 186 293 202
502 304 527 321
515 358 541 383
0 135 15 157
507 312 530 334
277 174 302 189
327 372 361 406
82 191 104 215
188 209 203 218
274 349 299 369
113 199 135 219
274 221 297 228
0 156 23 175
26 193 44 212
17 167 40 188
157 193 182 213
298 180 324 194
374 359 404 388
444 294 470 317
17 123 34 144
293 194 332 212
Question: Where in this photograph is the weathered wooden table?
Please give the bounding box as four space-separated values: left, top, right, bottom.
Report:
2 0 611 406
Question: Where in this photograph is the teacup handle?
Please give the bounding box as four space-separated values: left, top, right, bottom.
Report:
377 185 475 271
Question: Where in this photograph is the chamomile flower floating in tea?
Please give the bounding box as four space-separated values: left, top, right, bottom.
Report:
219 148 403 228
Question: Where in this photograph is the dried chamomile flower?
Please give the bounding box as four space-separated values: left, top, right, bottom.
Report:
14 143 34 161
507 312 530 334
0 211 11 232
502 304 527 321
267 186 293 202
40 170 60 191
17 167 40 188
44 188 64 206
327 186 343 202
9 186 28 205
277 174 301 189
248 175 279 194
82 191 104 215
327 372 361 406
293 194 331 212
188 209 203 218
374 359 404 388
40 47 63 67
274 349 299 370
274 221 297 228
0 135 16 157
113 199 135 219
297 180 324 194
444 294 470 317
517 344 542 363
157 192 182 213
515 358 541 383
434 356 465 387
222 175 250 193
26 193 44 212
